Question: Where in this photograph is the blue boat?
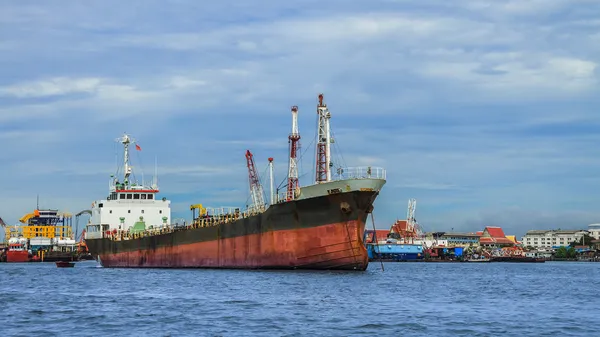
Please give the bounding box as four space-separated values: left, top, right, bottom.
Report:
364 230 424 261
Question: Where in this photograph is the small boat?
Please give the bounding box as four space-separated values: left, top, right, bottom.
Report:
466 258 490 262
55 261 75 268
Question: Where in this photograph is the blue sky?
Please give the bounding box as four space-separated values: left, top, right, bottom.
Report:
1 0 600 238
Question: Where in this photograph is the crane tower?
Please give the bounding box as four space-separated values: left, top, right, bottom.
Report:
407 199 416 233
315 94 332 183
286 106 301 201
245 150 265 212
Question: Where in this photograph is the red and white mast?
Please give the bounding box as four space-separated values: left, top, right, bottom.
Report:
245 150 265 211
315 94 332 183
286 106 301 201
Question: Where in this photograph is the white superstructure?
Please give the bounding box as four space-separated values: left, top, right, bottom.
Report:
85 134 171 239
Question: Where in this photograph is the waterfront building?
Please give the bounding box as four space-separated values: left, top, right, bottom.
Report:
364 230 391 243
505 235 520 245
587 224 600 240
521 229 588 249
478 226 515 248
437 232 480 247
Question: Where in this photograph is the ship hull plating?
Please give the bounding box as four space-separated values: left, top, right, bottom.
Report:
86 190 379 271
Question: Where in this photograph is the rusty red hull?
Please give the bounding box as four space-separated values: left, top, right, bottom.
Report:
86 190 379 271
99 220 367 270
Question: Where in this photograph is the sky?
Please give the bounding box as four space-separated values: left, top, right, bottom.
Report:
1 0 600 239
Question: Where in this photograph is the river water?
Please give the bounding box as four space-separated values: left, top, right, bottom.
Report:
1 261 598 336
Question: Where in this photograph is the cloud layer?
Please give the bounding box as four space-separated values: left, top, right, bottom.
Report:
1 0 600 238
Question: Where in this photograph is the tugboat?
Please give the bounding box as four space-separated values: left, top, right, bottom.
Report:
6 238 30 263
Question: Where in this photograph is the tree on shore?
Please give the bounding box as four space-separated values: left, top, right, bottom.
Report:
555 246 577 258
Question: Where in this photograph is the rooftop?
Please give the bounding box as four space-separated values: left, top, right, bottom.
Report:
480 226 515 245
440 232 480 237
525 230 552 235
524 229 587 236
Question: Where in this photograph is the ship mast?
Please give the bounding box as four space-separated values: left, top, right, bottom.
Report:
315 94 332 183
268 157 274 205
287 106 301 200
117 133 135 187
245 150 265 212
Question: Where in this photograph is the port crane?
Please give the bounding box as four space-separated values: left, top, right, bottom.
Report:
0 216 8 242
75 210 92 241
406 198 423 238
245 150 266 213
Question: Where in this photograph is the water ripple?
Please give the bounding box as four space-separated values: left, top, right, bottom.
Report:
1 261 600 336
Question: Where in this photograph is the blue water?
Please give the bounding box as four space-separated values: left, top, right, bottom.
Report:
1 261 599 336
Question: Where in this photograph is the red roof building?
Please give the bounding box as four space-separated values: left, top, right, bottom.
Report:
390 220 419 238
364 230 391 243
479 226 515 247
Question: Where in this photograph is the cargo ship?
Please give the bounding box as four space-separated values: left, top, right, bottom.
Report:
84 94 387 270
0 209 79 262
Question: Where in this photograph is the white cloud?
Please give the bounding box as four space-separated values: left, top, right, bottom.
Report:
0 77 102 98
1 0 600 238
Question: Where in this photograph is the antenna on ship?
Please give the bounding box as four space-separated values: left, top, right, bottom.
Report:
153 155 158 190
287 105 301 200
116 133 135 188
315 93 332 183
268 157 275 205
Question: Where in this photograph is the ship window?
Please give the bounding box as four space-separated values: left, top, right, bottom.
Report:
128 210 131 213
127 194 132 199
141 210 145 214
141 194 147 199
110 210 112 214
159 210 162 214
120 194 125 199
148 194 153 200
134 194 140 200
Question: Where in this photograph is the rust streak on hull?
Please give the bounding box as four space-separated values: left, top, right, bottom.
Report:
98 220 368 270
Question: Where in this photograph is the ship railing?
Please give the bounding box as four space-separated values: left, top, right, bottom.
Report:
105 205 270 240
275 192 287 204
332 166 386 181
188 205 263 229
